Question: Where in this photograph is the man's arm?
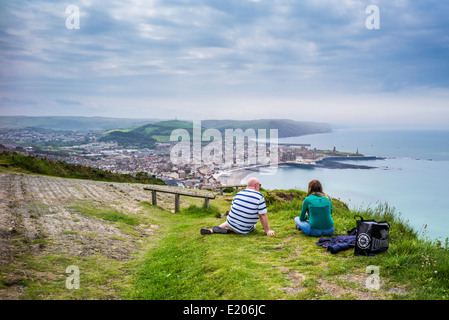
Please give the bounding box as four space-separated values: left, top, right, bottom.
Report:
259 214 275 236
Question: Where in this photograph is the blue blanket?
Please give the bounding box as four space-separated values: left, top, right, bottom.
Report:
316 235 356 254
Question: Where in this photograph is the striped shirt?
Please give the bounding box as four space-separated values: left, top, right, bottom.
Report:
226 188 267 234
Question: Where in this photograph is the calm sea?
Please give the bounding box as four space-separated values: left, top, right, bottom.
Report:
245 128 449 241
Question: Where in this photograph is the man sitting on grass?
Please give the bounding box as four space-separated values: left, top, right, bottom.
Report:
200 178 275 236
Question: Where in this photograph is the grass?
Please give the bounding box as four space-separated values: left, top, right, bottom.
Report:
126 190 449 300
316 150 361 156
15 254 138 300
70 202 140 226
2 188 448 300
0 201 169 300
0 151 165 185
151 135 172 142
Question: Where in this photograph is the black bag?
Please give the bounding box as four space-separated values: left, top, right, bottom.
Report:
354 215 391 256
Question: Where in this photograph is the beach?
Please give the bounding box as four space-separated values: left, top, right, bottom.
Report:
215 157 377 187
216 168 258 186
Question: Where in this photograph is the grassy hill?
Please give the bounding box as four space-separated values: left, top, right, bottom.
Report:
100 119 332 148
99 120 199 147
126 192 449 300
1 170 448 300
0 151 165 185
202 119 331 138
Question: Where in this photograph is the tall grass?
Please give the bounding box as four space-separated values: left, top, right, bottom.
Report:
356 203 449 299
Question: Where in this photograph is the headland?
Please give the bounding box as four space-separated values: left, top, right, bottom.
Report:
216 155 385 186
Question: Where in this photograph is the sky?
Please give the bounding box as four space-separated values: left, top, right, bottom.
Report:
1 0 449 128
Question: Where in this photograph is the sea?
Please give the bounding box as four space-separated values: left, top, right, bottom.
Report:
243 128 449 242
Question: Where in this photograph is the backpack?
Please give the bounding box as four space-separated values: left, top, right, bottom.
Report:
354 215 391 256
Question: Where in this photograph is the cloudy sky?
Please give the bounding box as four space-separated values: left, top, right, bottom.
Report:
1 0 449 128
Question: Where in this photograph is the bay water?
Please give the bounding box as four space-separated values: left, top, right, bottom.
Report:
244 128 449 241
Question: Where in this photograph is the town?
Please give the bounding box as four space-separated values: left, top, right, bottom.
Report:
0 127 366 191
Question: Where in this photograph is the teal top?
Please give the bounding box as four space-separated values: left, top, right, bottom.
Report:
299 193 334 230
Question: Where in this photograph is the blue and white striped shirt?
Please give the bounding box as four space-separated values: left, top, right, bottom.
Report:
226 189 267 234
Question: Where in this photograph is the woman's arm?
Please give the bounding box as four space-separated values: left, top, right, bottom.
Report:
299 198 309 221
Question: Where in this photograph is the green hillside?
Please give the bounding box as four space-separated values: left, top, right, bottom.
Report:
0 151 165 185
100 119 332 148
0 117 331 138
202 119 331 138
99 120 200 147
2 181 447 301
125 193 449 300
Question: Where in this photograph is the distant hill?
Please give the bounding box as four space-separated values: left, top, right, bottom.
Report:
99 120 197 148
201 119 331 138
1 116 332 148
1 116 331 136
99 119 331 148
0 116 162 132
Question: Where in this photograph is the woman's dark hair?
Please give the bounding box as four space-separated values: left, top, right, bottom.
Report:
307 180 324 197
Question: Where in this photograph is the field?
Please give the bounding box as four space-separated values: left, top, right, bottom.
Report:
1 173 448 300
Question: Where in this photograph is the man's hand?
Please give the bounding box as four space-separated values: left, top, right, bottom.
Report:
259 213 275 236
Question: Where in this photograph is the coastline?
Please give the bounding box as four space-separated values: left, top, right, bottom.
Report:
216 167 259 186
215 156 383 186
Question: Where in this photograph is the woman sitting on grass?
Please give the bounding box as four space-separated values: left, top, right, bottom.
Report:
294 180 334 237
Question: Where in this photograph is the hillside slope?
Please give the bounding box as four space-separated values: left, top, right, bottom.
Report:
100 119 332 148
0 173 186 299
1 173 447 300
202 119 331 138
0 151 165 185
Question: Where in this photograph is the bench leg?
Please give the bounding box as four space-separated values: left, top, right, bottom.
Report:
204 197 210 209
175 194 180 213
152 191 157 206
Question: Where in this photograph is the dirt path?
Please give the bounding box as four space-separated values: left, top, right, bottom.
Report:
0 173 181 299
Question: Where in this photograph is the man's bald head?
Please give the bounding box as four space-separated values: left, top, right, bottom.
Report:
247 178 261 190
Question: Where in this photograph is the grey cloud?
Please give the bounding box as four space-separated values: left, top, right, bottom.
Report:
0 0 448 126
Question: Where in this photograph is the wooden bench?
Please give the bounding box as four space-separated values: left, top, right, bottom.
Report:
144 185 216 213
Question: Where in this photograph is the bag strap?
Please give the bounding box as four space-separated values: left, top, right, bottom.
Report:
354 216 391 229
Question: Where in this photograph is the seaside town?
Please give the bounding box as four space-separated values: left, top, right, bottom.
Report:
0 127 367 191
